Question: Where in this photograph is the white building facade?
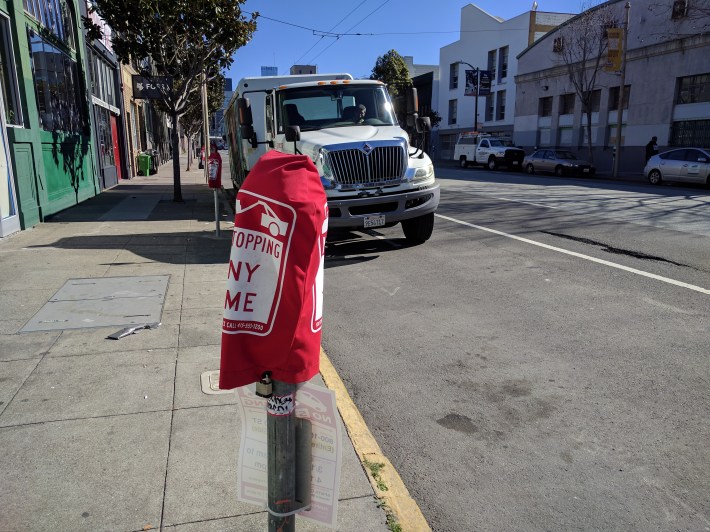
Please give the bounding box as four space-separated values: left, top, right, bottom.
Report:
514 0 710 174
437 5 573 160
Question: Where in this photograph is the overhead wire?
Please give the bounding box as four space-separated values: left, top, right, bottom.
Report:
306 0 392 65
292 0 369 67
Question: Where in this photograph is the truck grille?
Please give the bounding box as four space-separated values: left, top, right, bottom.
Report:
326 146 405 187
505 149 524 163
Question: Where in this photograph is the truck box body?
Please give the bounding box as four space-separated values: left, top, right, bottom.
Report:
453 132 525 170
225 74 439 243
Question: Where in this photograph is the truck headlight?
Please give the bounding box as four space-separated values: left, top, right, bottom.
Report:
413 163 434 181
319 149 335 189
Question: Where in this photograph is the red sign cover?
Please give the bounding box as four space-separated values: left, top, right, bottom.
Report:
220 151 327 389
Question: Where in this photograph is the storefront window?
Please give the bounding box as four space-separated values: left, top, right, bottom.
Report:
23 0 75 49
27 28 84 134
0 16 23 126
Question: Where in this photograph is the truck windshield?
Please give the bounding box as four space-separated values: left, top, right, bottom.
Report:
277 85 397 132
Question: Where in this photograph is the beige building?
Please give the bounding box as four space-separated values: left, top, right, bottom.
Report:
120 62 145 177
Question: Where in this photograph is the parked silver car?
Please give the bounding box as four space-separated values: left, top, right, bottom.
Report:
523 149 596 177
644 148 710 186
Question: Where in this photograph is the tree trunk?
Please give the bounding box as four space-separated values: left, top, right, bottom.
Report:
186 134 192 171
171 112 183 202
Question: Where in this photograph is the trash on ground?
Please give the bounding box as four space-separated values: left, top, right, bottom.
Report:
106 322 161 340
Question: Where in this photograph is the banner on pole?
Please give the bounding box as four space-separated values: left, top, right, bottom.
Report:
464 70 478 96
478 70 492 96
605 28 623 72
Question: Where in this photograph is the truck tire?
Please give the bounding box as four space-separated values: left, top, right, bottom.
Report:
402 213 434 244
487 157 498 171
459 156 468 168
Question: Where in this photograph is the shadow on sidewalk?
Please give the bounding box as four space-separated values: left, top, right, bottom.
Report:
26 231 232 265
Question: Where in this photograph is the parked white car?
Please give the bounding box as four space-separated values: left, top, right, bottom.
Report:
644 148 710 186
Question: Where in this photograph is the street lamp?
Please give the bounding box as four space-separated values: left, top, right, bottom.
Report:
456 60 479 131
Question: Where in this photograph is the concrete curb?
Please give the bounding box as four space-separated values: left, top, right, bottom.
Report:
319 347 431 532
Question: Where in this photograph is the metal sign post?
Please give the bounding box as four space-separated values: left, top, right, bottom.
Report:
267 380 297 531
201 70 220 236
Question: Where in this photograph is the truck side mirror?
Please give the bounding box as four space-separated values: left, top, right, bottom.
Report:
237 97 253 126
406 112 418 129
406 87 418 114
240 124 257 148
285 125 301 143
415 116 431 133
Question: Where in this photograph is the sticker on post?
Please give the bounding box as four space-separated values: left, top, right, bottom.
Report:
363 214 385 228
223 191 296 336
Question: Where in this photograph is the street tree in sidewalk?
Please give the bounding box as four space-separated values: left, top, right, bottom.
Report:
84 0 256 202
555 2 616 163
179 72 225 171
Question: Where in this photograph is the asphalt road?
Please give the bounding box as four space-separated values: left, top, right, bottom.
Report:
322 167 710 531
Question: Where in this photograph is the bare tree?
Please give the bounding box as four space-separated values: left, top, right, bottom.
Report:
647 0 710 36
555 2 617 162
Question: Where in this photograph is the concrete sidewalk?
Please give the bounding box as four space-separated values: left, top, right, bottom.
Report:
0 157 390 531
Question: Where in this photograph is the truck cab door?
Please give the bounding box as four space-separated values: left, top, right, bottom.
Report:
477 139 489 161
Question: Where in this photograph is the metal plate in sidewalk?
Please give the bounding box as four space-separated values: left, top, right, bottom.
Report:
21 275 169 332
200 370 234 395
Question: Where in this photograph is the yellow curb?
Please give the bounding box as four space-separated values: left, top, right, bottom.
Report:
319 347 431 532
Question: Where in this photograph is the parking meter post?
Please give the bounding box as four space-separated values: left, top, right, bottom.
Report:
268 379 297 532
213 188 221 237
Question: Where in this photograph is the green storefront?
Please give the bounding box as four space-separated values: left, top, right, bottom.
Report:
1 0 98 229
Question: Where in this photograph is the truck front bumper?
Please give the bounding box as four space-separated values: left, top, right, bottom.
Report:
327 183 440 229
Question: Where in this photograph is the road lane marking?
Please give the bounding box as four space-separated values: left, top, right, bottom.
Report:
435 213 710 295
319 348 431 531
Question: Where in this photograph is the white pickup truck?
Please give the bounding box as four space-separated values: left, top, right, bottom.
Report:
453 132 525 171
225 74 440 244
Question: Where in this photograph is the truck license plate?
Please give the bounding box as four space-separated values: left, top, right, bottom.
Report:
364 215 385 228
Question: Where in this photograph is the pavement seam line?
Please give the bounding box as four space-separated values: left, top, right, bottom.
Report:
319 347 431 532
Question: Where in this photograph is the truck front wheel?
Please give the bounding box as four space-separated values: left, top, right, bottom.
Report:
487 157 498 171
402 213 435 244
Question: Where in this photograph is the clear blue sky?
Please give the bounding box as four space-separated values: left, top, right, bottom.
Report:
225 1 594 84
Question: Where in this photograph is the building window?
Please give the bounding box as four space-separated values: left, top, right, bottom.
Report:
677 73 710 104
485 93 494 121
559 127 573 145
671 0 688 19
439 133 457 153
496 90 506 121
27 28 84 133
560 93 575 115
553 36 564 53
448 99 457 125
609 85 630 110
539 96 553 117
23 0 75 49
487 50 496 81
588 89 601 112
449 63 458 90
670 119 710 147
88 49 116 107
498 46 509 82
0 16 23 126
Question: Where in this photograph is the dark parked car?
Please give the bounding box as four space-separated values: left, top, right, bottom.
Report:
643 147 710 186
523 149 596 177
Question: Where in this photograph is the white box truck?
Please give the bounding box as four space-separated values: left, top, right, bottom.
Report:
224 74 440 243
